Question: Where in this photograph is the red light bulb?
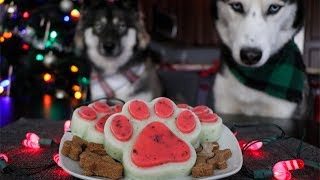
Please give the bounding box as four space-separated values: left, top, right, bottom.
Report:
0 154 8 163
22 132 40 149
53 153 61 167
273 159 304 180
22 11 30 19
22 43 29 50
64 120 71 133
243 141 263 151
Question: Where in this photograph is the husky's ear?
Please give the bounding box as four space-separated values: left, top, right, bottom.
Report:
116 0 138 11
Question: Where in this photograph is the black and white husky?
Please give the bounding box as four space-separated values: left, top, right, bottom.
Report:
212 0 309 119
75 0 161 102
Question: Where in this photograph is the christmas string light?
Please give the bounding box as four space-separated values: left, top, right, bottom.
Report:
242 140 263 151
70 9 80 19
0 155 8 173
273 159 304 180
74 91 82 99
0 154 8 163
43 73 53 82
232 123 320 179
0 86 4 94
22 133 53 149
0 79 10 87
22 11 30 19
53 153 61 167
70 65 79 73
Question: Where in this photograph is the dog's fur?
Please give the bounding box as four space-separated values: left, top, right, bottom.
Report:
75 0 161 102
211 0 308 119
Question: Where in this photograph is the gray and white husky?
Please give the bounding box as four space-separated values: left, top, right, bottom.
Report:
212 0 308 119
75 0 161 102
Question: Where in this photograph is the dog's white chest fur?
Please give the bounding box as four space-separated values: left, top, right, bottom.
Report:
213 66 297 118
90 64 152 102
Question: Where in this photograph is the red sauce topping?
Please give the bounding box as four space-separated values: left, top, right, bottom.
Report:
198 113 218 123
95 113 114 133
177 104 190 109
128 100 150 120
92 102 111 113
192 106 210 116
154 98 174 118
113 104 123 113
176 110 196 133
131 122 191 167
78 106 97 120
110 115 133 141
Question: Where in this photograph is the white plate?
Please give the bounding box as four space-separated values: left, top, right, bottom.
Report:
59 125 243 180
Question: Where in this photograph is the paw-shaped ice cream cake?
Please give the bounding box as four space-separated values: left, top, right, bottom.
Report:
71 101 123 144
178 104 223 142
103 98 202 180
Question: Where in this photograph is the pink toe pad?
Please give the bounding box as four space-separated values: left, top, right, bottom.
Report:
154 98 174 118
128 100 150 120
176 110 196 133
92 102 111 113
110 115 133 141
78 106 97 120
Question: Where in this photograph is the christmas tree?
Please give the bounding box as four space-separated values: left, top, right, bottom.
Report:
0 0 90 101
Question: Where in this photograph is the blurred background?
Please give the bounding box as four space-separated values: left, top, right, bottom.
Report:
0 0 319 146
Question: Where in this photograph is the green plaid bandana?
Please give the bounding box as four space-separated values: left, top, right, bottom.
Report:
225 40 305 103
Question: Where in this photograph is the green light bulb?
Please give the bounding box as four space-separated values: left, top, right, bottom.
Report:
81 77 89 85
36 54 44 61
50 31 58 39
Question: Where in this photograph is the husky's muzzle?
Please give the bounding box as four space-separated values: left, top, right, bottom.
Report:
240 47 263 66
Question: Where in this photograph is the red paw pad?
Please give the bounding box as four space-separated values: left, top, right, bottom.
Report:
131 122 190 167
192 106 210 116
92 102 111 113
78 106 97 120
154 98 174 118
176 110 196 133
128 100 150 120
95 113 113 133
110 115 133 141
113 104 123 113
177 104 190 109
198 113 218 123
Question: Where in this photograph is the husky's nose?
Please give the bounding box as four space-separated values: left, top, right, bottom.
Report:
240 48 262 65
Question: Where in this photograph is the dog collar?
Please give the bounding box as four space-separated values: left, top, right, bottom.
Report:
224 40 305 103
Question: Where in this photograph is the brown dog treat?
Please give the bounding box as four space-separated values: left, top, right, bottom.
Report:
80 151 123 179
61 141 83 161
72 136 88 150
207 149 232 169
83 169 94 176
192 163 214 177
196 155 208 164
86 142 107 156
211 142 220 152
197 142 219 157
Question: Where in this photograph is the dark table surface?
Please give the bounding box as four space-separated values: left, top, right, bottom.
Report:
0 117 319 180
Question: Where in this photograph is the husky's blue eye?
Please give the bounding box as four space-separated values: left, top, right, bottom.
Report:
229 2 244 14
267 4 283 15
